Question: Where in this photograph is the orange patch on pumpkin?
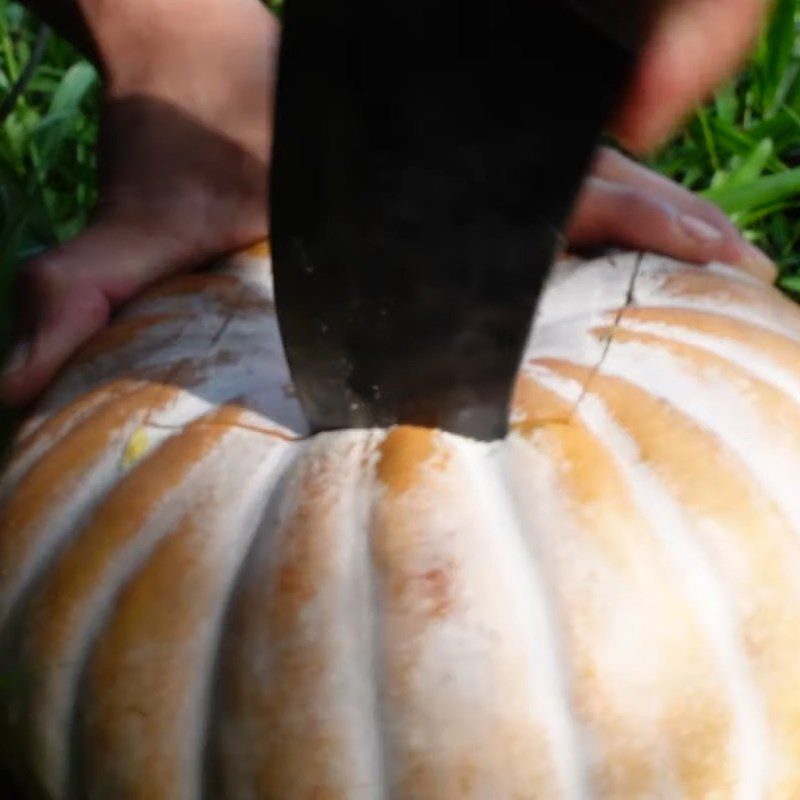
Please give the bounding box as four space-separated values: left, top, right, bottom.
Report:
241 240 271 259
376 426 449 496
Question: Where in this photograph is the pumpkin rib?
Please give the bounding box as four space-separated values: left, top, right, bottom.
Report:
594 370 800 798
634 259 800 343
361 432 392 800
201 438 310 800
557 361 800 795
210 432 383 799
1 411 243 799
0 384 182 635
0 379 148 508
74 426 293 800
610 306 800 401
565 334 800 793
535 365 769 798
370 430 575 798
507 378 743 797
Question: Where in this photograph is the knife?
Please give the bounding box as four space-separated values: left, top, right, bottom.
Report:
270 0 661 441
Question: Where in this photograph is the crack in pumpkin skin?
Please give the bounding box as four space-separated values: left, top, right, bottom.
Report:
137 273 273 317
568 251 643 421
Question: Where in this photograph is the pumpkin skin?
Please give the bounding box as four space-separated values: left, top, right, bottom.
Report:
4 246 800 799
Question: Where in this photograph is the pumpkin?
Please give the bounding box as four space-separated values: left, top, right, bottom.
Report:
3 244 800 799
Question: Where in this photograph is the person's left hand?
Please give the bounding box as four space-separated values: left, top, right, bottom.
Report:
566 147 776 281
1 0 277 407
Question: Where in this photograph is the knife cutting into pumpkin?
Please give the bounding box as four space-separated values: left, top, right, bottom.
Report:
270 0 663 441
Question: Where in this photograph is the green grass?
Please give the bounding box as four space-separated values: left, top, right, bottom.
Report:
2 0 800 311
649 0 800 295
0 0 99 347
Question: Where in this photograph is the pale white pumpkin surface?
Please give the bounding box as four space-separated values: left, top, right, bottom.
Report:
2 247 800 799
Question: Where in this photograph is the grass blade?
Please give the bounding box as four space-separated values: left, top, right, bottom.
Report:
703 167 800 213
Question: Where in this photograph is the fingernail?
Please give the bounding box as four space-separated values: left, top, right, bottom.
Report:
742 243 778 284
678 215 724 244
1 341 30 380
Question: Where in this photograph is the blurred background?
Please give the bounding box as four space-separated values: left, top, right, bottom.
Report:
1 0 800 352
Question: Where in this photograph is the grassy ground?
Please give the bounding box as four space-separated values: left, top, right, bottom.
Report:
651 0 800 292
2 1 800 335
1 0 99 341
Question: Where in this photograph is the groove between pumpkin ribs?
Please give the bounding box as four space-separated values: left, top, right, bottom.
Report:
200 439 309 800
536 365 767 798
362 430 391 800
475 438 587 799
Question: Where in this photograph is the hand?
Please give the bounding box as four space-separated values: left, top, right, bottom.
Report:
566 147 776 282
1 0 278 406
614 0 766 151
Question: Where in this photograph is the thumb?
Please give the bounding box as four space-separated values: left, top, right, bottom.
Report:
613 0 766 152
0 216 191 407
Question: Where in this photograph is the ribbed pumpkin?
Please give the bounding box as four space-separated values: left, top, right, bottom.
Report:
3 245 800 799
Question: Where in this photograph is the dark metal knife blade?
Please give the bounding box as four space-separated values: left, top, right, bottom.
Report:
270 0 658 441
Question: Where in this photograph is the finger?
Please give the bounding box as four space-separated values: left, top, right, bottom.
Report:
613 0 766 152
566 177 776 282
0 263 109 408
0 216 196 407
590 148 777 281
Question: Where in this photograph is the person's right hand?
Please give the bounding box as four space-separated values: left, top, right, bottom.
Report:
614 0 766 151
